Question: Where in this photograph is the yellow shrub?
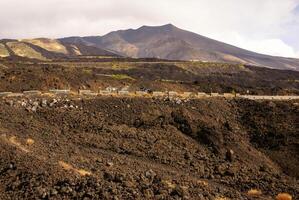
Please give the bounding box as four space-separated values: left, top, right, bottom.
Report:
276 193 292 200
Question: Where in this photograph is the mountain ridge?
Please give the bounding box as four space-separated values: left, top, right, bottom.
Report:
1 24 299 71
59 24 299 71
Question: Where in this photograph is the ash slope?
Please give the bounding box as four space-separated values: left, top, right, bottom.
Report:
60 24 299 71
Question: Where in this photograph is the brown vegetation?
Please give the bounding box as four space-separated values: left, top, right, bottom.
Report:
276 193 293 200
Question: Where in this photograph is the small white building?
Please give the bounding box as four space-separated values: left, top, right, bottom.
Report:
106 86 118 93
23 90 42 95
168 91 178 97
197 92 208 97
0 92 12 97
99 90 112 95
223 93 235 98
118 90 130 96
79 90 92 95
211 93 220 97
135 91 148 96
49 89 70 95
152 91 165 97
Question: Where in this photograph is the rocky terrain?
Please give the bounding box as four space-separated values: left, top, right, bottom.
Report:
0 58 299 95
0 57 298 199
0 95 298 199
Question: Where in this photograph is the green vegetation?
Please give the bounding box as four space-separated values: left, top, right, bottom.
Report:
82 69 93 75
110 74 135 80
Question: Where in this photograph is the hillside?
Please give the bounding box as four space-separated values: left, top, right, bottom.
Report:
0 53 298 200
0 96 298 199
60 24 299 71
0 39 119 60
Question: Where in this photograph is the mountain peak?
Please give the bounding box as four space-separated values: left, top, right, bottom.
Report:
138 23 178 31
161 23 176 28
59 25 299 71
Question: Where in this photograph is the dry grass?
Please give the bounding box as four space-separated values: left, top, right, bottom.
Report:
3 135 30 153
161 180 176 189
221 54 247 63
9 136 29 152
196 180 209 187
77 169 92 176
276 193 292 200
22 38 68 54
26 138 35 146
58 161 92 176
59 161 73 170
7 42 46 60
0 44 9 57
247 189 262 196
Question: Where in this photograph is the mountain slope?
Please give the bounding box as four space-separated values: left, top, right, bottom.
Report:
60 24 299 71
0 38 119 60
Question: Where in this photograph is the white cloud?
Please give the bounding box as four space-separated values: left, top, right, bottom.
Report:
209 31 299 58
244 39 298 58
0 0 298 58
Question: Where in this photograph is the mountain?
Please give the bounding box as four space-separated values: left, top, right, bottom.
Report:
60 24 299 71
1 24 299 70
0 38 119 60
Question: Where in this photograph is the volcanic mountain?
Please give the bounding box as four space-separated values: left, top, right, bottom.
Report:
1 24 299 71
60 24 299 71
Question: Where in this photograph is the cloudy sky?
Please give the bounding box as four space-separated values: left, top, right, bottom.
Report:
0 0 299 58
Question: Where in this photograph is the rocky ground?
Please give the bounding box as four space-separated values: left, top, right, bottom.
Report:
0 95 298 199
1 59 299 95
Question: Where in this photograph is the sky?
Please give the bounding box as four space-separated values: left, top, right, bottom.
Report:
0 0 299 58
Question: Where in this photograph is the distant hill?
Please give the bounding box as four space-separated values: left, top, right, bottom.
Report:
0 38 119 60
60 24 299 71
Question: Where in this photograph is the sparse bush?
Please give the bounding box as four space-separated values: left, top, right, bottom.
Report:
276 193 292 200
247 189 262 196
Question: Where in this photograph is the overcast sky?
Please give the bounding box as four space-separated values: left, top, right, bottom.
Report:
0 0 299 58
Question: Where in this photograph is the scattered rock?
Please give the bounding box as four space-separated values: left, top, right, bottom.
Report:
174 185 189 198
60 186 73 194
107 161 114 167
226 149 235 162
103 171 114 181
41 99 47 107
145 169 156 180
50 189 58 196
6 100 14 106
